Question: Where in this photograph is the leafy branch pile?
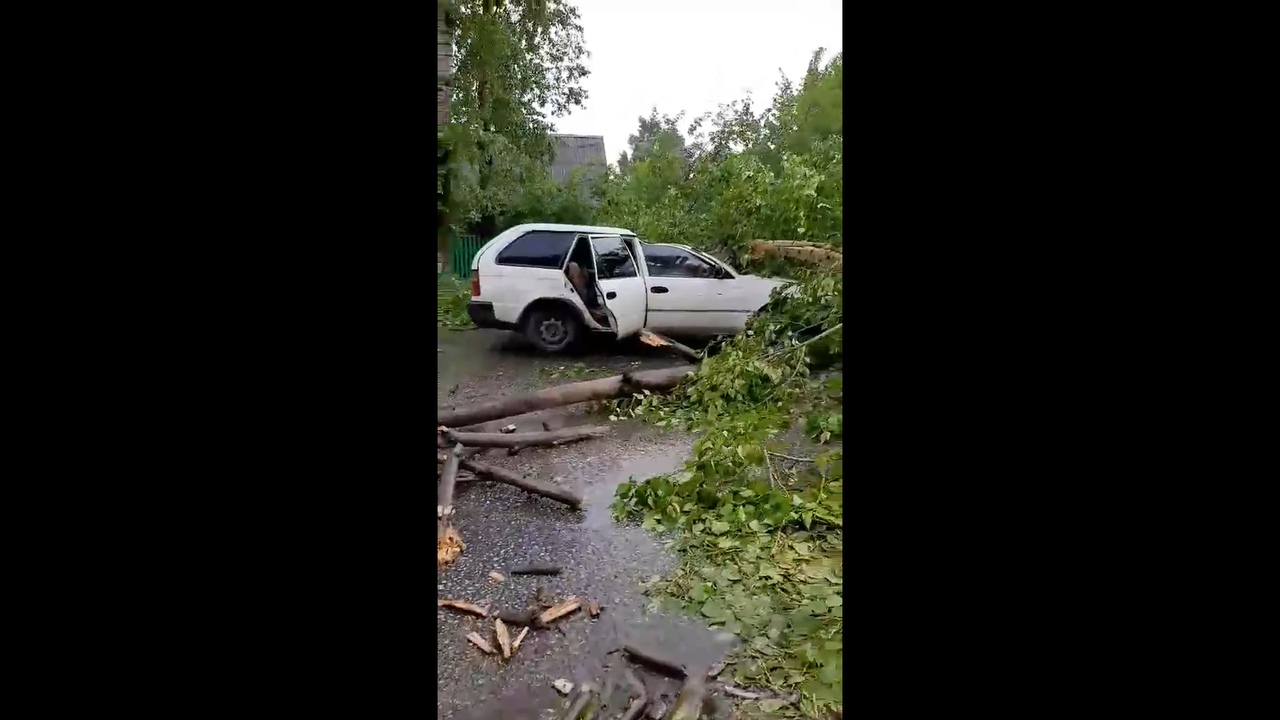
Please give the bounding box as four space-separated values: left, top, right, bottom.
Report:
438 275 474 329
610 273 843 719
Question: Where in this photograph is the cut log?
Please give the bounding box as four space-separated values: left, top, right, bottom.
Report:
442 425 610 450
460 459 583 509
438 443 463 519
437 365 696 428
437 443 466 567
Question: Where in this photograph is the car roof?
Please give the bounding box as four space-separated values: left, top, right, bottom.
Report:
472 223 639 269
501 222 635 235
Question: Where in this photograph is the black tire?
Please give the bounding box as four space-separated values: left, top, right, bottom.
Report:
524 305 580 353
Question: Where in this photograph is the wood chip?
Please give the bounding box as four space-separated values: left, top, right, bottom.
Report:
488 571 505 583
466 632 496 654
438 599 489 617
495 619 512 659
536 596 582 626
437 526 465 567
512 626 529 653
588 602 600 617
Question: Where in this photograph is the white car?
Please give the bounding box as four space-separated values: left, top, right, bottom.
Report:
466 223 787 353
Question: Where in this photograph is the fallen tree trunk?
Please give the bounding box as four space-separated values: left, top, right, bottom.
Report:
441 425 610 450
437 365 696 428
460 458 583 509
748 239 843 266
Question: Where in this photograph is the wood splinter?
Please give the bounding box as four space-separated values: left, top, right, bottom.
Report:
466 632 496 655
536 596 582 626
495 618 512 659
438 599 489 618
511 626 529 654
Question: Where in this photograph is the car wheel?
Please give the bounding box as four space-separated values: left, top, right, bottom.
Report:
524 306 580 353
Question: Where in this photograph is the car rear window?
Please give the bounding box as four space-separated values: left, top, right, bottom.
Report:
496 231 576 268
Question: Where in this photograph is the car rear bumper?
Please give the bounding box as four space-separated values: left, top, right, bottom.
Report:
467 301 519 331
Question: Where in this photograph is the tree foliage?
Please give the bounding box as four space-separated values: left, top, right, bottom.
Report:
440 0 594 235
594 50 843 268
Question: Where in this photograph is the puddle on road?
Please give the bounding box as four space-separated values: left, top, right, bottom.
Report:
439 424 736 720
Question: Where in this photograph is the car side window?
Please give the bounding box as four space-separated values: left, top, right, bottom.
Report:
591 236 638 279
643 245 719 278
495 232 576 268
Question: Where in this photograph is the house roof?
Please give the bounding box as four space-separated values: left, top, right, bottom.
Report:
550 134 606 183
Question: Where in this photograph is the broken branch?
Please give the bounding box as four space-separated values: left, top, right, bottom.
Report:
758 323 842 361
640 330 701 363
510 563 562 575
459 459 583 508
437 442 463 519
442 425 611 450
622 644 687 679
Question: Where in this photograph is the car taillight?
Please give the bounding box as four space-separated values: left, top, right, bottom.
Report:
470 270 480 297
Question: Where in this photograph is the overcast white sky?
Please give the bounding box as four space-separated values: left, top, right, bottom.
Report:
551 0 843 166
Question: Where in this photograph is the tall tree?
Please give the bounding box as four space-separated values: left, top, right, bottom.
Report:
444 0 590 235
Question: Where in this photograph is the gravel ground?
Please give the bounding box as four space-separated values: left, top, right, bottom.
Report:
437 330 736 720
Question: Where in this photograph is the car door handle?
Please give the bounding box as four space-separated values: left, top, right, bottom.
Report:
650 286 669 294
605 291 617 299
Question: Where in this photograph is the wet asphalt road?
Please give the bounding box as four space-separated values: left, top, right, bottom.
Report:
436 330 736 720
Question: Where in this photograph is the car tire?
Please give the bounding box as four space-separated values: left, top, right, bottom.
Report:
524 305 580 354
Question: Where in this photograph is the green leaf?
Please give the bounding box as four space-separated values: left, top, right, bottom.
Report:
690 583 713 602
701 599 727 619
825 594 842 607
710 521 732 535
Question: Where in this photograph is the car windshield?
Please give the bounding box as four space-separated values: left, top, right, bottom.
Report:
699 252 738 275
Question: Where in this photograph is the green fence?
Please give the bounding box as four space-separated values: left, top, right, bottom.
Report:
443 233 484 279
